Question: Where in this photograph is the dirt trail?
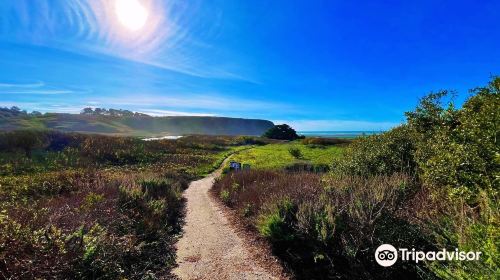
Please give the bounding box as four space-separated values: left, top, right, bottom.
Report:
173 157 286 280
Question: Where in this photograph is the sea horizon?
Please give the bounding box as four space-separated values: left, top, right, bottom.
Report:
298 130 383 138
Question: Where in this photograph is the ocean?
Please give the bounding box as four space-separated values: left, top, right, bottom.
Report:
298 131 383 138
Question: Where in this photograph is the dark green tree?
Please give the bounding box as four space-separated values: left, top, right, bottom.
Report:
81 107 94 115
263 124 301 140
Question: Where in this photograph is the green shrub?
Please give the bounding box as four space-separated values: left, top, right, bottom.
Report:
288 147 302 159
413 81 499 203
80 192 104 212
119 178 184 235
140 178 176 200
220 190 230 204
333 125 417 177
295 198 336 245
231 182 240 191
257 198 297 242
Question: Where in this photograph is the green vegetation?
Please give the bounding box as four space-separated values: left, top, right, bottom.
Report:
214 77 499 279
263 124 302 140
0 132 254 279
288 147 302 159
301 137 351 146
228 142 345 170
0 107 274 137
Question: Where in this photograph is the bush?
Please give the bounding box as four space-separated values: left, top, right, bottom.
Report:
288 147 302 159
333 125 417 177
0 130 48 157
257 198 297 242
411 80 499 203
119 178 184 236
235 136 267 145
220 190 230 204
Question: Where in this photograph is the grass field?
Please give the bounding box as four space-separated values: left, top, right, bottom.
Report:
227 141 345 170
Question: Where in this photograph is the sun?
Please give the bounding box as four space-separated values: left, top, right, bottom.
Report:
115 0 149 31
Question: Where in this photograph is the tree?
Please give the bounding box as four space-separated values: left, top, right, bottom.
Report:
263 124 301 140
8 106 26 116
81 107 94 115
108 109 119 116
121 110 134 116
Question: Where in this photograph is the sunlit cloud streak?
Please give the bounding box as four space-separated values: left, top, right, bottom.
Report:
0 102 39 109
0 102 214 116
136 109 216 117
92 94 293 112
0 90 74 95
0 81 45 88
0 81 90 95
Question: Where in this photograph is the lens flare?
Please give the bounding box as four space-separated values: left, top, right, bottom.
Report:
115 0 148 31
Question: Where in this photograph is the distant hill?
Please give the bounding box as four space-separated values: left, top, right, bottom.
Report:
0 107 274 137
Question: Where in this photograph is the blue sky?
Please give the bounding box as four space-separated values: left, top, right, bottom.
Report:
0 0 499 131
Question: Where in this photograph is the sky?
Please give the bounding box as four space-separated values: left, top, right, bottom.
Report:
0 0 499 131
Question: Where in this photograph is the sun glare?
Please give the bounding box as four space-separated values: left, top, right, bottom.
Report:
115 0 149 31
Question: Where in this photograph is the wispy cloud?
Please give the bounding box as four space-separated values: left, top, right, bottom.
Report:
0 102 87 114
0 81 45 88
137 108 216 117
273 119 401 131
0 81 90 95
93 94 292 112
0 101 39 109
0 90 76 95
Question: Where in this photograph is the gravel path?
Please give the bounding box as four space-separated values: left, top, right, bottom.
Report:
173 158 286 280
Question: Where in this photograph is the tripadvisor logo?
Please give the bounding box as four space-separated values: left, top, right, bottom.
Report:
375 244 482 267
375 244 398 267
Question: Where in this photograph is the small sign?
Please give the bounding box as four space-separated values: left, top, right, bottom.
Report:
229 161 242 170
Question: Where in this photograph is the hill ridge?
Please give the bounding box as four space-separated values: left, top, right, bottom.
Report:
0 108 274 137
